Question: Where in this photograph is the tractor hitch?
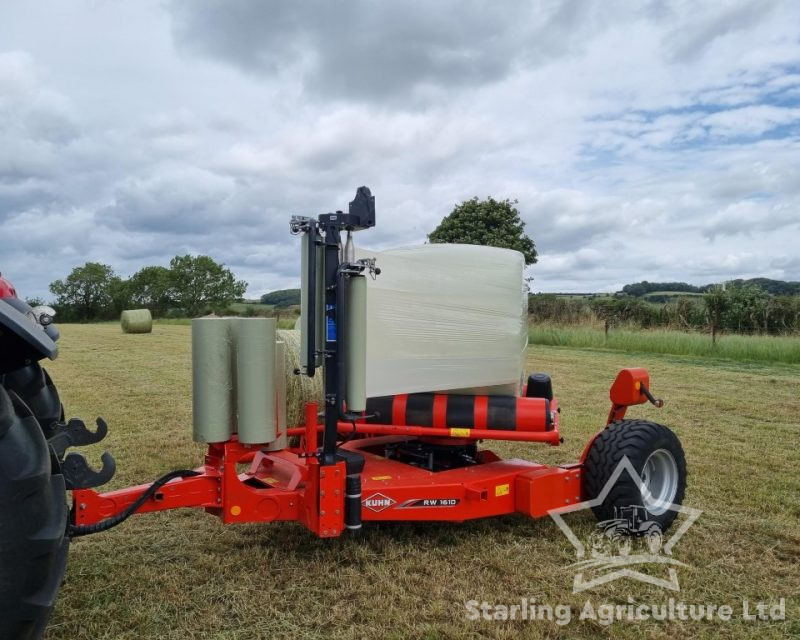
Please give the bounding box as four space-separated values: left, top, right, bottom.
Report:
62 450 116 490
48 417 109 459
48 416 117 490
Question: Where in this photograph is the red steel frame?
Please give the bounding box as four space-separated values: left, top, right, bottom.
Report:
71 369 656 538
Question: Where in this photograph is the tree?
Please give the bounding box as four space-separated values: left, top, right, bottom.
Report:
168 255 247 317
127 266 172 317
49 262 117 321
725 284 769 334
621 281 700 297
108 276 132 318
260 289 301 308
704 286 728 344
428 197 538 265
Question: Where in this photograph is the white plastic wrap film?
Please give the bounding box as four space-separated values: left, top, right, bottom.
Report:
356 244 527 397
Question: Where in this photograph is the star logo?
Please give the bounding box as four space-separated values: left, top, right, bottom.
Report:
549 456 702 593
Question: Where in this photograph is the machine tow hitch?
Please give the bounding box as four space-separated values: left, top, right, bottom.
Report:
48 417 110 459
61 450 116 490
48 417 117 490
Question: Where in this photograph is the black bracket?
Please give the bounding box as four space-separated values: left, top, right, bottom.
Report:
62 451 117 490
47 417 109 459
47 416 117 490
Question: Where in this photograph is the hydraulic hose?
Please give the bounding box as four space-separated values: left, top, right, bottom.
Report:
68 469 200 538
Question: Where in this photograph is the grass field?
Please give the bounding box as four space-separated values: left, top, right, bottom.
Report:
530 324 800 365
45 324 799 639
227 302 275 314
157 317 298 329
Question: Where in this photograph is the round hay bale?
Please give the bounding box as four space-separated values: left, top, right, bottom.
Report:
120 309 153 334
276 329 323 427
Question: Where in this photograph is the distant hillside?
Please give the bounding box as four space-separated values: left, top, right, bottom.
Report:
621 278 800 297
260 288 301 308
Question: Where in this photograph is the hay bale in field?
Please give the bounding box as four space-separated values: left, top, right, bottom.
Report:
277 329 323 427
121 309 153 334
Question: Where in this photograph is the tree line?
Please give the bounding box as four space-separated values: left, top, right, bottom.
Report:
621 278 800 297
529 285 800 336
44 256 247 321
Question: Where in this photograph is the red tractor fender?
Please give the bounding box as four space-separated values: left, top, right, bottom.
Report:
0 273 17 299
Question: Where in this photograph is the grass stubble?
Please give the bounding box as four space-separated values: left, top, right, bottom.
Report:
44 324 799 639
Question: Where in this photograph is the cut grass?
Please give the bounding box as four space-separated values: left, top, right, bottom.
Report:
529 324 800 365
44 324 799 639
227 302 275 314
155 317 298 329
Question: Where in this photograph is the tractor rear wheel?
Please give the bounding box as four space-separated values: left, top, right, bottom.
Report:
2 363 64 439
583 419 687 531
0 384 69 640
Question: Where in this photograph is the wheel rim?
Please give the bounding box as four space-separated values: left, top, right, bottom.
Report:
640 448 678 515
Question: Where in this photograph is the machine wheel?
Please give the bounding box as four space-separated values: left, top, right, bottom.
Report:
2 363 64 439
0 384 69 640
583 419 686 531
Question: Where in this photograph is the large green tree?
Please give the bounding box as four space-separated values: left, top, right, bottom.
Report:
168 255 247 317
127 266 172 316
428 197 538 265
49 262 117 321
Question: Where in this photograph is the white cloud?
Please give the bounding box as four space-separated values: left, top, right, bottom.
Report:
0 0 799 300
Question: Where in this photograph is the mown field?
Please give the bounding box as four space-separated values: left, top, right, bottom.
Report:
45 324 798 639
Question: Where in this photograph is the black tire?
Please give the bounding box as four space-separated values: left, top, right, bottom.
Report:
583 419 687 531
2 364 64 439
0 385 69 640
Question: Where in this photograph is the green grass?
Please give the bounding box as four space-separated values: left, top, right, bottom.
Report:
227 302 275 313
155 317 297 329
529 324 800 364
43 324 800 639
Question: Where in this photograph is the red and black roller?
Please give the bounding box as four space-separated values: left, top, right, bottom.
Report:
365 393 554 432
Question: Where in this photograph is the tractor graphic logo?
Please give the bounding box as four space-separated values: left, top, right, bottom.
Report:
589 505 665 558
548 456 702 593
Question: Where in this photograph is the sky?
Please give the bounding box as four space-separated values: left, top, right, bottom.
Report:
1 0 799 299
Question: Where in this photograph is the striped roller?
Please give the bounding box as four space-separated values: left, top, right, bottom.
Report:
365 393 553 432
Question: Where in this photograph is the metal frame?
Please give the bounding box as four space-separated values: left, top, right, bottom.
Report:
71 367 658 538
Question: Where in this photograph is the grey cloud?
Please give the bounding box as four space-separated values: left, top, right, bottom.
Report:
664 1 779 63
98 168 237 234
167 0 609 103
2 1 800 301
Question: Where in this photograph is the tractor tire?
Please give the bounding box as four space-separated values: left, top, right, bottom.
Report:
583 419 686 532
0 384 69 640
2 363 64 440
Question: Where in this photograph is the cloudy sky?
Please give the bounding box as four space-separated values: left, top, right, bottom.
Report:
2 0 799 298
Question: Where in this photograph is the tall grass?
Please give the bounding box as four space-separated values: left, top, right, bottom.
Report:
528 324 800 364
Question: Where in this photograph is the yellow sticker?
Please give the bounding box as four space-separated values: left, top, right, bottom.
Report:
264 476 278 485
495 483 510 497
371 475 392 481
449 428 471 437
